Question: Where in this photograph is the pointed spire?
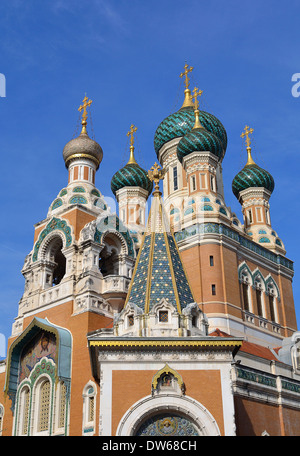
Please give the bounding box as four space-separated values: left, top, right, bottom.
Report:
241 125 256 165
126 124 138 165
78 95 92 135
125 163 195 314
191 87 204 129
180 63 194 108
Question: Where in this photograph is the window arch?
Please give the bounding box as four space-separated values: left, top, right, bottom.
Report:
99 232 127 276
41 234 66 288
54 381 68 435
253 270 266 318
238 263 253 313
116 394 220 436
36 377 52 435
82 382 97 435
265 276 280 323
16 384 31 436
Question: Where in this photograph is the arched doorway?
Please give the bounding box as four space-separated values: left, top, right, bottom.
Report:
116 394 220 436
135 412 200 436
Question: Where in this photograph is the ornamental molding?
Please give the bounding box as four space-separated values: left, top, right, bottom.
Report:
174 222 293 274
182 151 218 170
32 217 73 262
239 187 271 202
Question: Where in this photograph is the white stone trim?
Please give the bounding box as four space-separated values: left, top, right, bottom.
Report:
115 393 221 436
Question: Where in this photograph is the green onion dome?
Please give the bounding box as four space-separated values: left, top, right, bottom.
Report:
232 155 275 199
177 126 224 164
111 162 153 196
154 105 227 158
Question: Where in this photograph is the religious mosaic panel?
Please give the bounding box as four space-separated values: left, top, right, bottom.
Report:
135 413 200 436
19 331 56 382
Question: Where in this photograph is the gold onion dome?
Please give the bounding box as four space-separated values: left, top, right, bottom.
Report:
63 96 103 169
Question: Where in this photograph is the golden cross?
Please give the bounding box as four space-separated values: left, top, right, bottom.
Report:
180 63 193 89
148 162 166 196
241 125 254 149
127 124 138 147
192 87 203 110
78 95 92 133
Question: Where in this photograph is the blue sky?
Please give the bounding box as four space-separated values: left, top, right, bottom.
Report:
0 0 300 355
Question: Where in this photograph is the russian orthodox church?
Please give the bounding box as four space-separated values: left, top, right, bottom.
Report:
0 65 300 437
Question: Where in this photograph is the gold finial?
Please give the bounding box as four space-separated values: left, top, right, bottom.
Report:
78 95 92 135
192 87 203 129
148 162 166 196
241 125 255 165
180 63 194 108
127 124 138 164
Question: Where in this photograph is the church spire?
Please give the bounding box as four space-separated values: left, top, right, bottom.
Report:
124 163 195 315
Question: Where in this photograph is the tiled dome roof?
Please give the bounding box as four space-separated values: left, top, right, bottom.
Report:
177 127 224 163
111 163 153 196
232 163 275 198
154 106 227 158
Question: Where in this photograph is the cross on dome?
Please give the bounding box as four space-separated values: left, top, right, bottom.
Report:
192 87 204 129
180 63 194 108
126 124 138 165
78 95 92 134
241 125 255 165
180 63 194 89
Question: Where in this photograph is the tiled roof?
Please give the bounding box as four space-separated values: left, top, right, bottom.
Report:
209 328 280 361
125 193 195 313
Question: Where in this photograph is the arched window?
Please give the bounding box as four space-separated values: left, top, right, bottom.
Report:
82 382 97 436
43 235 66 288
265 277 280 323
253 271 266 318
238 263 253 313
54 381 67 434
99 233 126 277
37 378 51 434
16 385 31 436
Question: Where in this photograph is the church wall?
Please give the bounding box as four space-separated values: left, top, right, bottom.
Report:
234 396 282 436
220 246 243 315
62 208 96 241
277 275 297 335
110 368 226 436
180 245 203 303
281 406 300 436
111 370 157 436
0 369 13 435
181 243 242 319
178 369 224 435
